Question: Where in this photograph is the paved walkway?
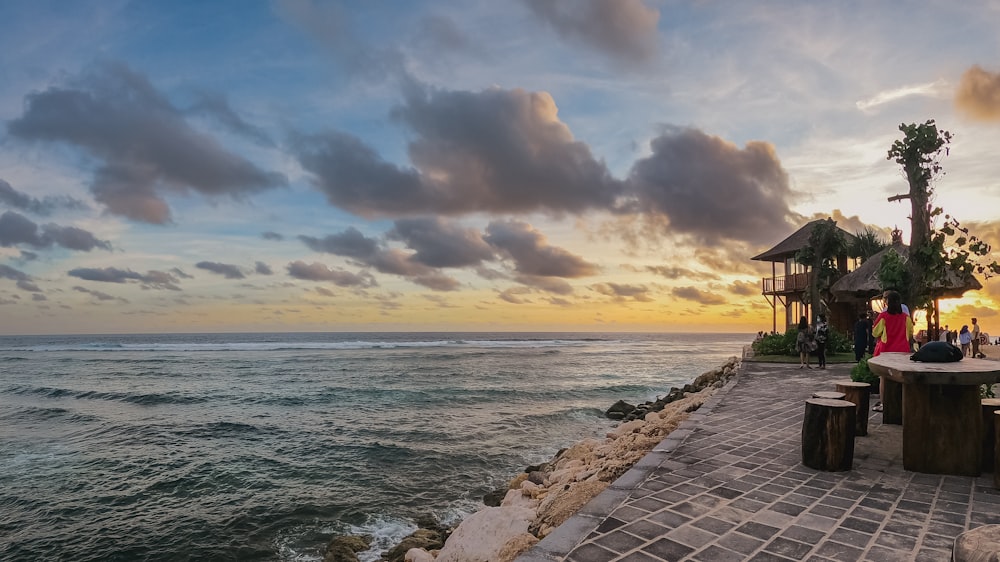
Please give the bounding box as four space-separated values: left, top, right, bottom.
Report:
517 359 1000 561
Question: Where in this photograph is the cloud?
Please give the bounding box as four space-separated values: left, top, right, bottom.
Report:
642 265 719 281
628 127 797 245
6 61 287 224
186 92 275 146
262 231 284 241
855 80 948 112
73 285 128 303
0 179 87 215
592 282 653 302
299 226 462 291
0 264 41 292
195 261 246 279
671 286 727 305
0 211 112 252
68 267 181 290
523 0 660 64
286 260 376 287
389 217 495 268
292 86 622 217
729 280 759 296
255 261 273 275
485 220 599 278
955 65 1000 121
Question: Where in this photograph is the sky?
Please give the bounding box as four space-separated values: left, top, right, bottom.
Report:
1 0 1000 336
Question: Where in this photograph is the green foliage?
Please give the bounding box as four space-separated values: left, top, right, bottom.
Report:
851 355 879 386
886 120 951 192
825 327 852 354
983 384 997 399
876 248 911 296
752 330 798 356
794 218 848 315
849 227 888 263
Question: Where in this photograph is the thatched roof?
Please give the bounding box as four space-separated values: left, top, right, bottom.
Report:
751 219 858 263
829 241 982 301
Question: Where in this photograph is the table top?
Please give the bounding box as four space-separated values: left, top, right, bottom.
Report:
868 352 1000 385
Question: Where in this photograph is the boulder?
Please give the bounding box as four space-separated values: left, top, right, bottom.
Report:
404 548 436 562
605 399 635 419
324 535 371 562
385 528 445 562
434 506 535 562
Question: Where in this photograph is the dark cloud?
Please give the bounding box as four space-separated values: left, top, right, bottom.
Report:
286 260 376 287
389 217 495 268
262 231 284 241
170 267 194 279
68 267 181 290
299 227 380 259
292 86 622 217
0 211 112 252
255 261 273 275
32 293 47 302
512 275 574 295
0 179 87 215
729 280 759 296
186 92 275 146
671 286 727 305
524 0 660 63
628 127 797 245
299 226 462 291
955 65 1000 121
0 265 42 293
485 220 599 278
195 261 246 279
73 285 128 303
6 61 287 224
592 282 653 302
642 264 719 281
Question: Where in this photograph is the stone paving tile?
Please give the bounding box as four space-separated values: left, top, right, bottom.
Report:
517 359 1000 561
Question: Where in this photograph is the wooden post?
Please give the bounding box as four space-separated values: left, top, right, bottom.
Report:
836 381 872 437
983 398 1000 473
801 398 856 471
995 411 1000 489
882 377 903 425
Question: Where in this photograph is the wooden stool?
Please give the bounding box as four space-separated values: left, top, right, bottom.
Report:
801 398 856 471
952 524 1000 561
836 381 872 437
812 391 846 400
881 377 903 425
983 398 1000 473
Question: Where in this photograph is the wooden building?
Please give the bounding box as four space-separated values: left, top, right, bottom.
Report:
752 219 858 334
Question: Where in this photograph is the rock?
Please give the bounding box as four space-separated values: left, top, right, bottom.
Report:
324 535 371 562
500 487 538 509
530 479 609 536
496 533 539 561
385 528 445 562
434 506 535 562
483 488 506 507
605 399 635 419
526 470 547 485
404 548 436 562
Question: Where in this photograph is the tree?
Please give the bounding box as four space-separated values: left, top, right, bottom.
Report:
795 218 847 320
849 227 888 264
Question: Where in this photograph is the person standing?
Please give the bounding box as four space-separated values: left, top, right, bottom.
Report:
814 314 829 369
959 325 972 356
853 312 872 362
971 317 981 358
796 316 813 369
871 290 913 411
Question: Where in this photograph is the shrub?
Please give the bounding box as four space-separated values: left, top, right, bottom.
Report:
851 354 878 386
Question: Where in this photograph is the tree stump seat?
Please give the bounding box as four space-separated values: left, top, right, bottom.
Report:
812 391 846 400
983 399 1000 474
952 524 1000 562
801 398 856 471
835 381 872 437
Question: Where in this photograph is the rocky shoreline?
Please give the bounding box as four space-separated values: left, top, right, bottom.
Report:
324 355 742 562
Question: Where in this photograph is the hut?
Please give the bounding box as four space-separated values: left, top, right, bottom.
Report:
752 218 858 334
829 234 982 339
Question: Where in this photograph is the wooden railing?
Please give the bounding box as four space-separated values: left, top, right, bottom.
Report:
761 272 811 294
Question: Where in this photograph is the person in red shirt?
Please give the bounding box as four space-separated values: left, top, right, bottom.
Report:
871 290 913 411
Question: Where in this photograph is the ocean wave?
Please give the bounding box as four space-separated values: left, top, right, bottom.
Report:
6 385 208 406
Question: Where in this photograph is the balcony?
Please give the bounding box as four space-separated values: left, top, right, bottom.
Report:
761 272 811 295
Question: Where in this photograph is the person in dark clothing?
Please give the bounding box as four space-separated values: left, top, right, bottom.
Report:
854 312 872 362
814 314 829 369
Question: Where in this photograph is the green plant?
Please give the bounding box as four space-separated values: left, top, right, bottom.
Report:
752 330 798 356
982 384 996 399
851 354 879 386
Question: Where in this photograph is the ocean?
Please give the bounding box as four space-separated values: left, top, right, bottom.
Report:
0 331 748 561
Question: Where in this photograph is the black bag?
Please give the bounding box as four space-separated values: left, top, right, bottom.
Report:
910 341 964 362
